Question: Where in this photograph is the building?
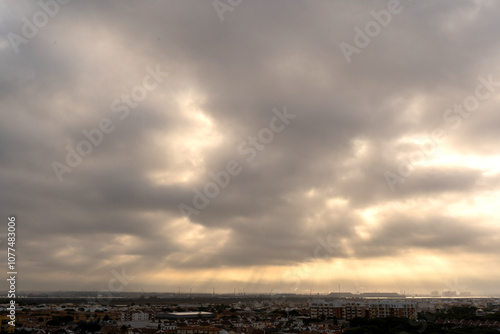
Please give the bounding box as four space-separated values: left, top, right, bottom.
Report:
122 309 156 322
368 300 417 319
309 299 417 320
343 301 368 320
442 291 457 297
310 300 343 319
156 312 216 320
176 326 220 334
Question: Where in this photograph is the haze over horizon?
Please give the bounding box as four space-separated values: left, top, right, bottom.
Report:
1 0 500 296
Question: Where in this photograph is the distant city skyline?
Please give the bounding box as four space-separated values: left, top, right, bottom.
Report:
10 286 494 298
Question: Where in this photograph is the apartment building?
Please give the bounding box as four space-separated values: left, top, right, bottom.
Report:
122 309 156 322
368 300 417 320
343 301 368 320
310 300 343 319
310 299 416 320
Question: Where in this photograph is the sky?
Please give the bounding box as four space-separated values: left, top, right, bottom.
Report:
1 0 500 296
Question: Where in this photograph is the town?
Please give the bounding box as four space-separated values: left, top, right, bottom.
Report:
2 293 500 334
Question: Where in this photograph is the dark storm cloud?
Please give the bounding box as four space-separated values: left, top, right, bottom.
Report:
1 0 500 292
352 213 498 258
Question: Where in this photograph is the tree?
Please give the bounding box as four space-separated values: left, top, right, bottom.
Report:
62 315 74 323
46 319 60 327
78 322 101 333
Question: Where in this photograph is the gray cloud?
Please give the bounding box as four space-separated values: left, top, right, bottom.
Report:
1 0 500 294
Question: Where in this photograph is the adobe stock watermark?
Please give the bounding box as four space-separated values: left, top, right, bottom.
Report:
385 73 500 192
51 64 168 182
90 267 134 305
443 276 468 296
401 297 440 334
401 316 433 334
281 234 340 293
213 0 243 21
5 0 73 54
268 234 340 307
339 0 411 64
400 277 466 333
178 106 295 217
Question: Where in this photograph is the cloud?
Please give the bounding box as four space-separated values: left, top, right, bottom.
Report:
1 0 500 294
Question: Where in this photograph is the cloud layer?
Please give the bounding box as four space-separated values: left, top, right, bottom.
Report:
1 0 500 295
